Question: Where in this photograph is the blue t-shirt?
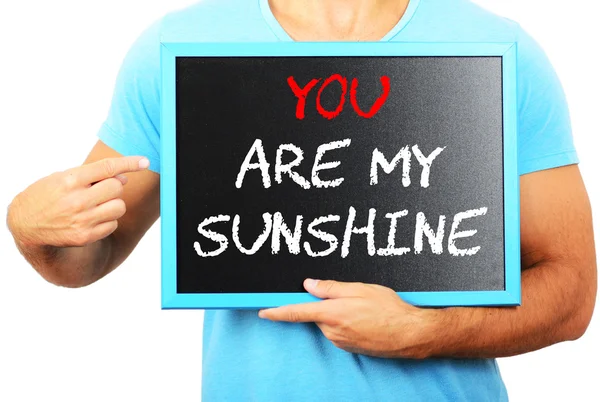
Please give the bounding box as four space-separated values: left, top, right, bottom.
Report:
97 0 579 400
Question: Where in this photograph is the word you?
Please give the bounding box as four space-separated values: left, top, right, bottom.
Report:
288 75 390 120
193 207 488 258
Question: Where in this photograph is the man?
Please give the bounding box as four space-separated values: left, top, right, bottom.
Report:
6 0 597 400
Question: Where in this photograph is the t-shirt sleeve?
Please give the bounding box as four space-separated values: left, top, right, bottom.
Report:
96 19 162 173
516 25 579 176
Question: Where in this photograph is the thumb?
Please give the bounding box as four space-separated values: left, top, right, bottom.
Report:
303 278 368 299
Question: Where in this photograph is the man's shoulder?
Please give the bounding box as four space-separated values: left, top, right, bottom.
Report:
401 0 522 42
160 0 276 42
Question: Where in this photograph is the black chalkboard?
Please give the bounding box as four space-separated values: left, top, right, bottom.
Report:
160 43 520 308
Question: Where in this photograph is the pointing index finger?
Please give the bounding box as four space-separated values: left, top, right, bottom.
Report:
79 156 150 185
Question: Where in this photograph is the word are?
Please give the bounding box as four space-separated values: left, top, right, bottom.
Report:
193 206 488 258
236 138 445 190
288 74 390 120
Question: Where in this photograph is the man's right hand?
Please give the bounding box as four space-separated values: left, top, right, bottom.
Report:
7 156 149 249
6 140 159 288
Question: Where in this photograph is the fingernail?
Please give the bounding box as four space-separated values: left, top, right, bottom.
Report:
258 310 266 318
139 158 150 169
115 174 128 184
305 278 319 289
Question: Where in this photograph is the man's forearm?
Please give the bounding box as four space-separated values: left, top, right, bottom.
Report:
13 235 114 288
424 261 596 359
7 202 115 288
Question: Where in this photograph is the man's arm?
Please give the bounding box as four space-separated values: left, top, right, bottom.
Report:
6 140 159 288
430 164 596 358
259 164 596 359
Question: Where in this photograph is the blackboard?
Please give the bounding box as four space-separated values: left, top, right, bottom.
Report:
160 43 520 309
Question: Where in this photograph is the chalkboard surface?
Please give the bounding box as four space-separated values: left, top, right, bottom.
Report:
160 43 520 308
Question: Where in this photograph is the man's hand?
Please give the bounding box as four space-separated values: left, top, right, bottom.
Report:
6 142 159 289
7 156 149 249
261 166 596 361
259 278 440 359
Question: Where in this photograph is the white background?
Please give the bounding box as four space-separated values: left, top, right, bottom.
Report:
0 1 597 401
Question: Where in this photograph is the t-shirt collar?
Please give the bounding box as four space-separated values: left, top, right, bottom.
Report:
259 0 422 42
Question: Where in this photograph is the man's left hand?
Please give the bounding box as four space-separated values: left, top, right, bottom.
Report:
258 278 441 359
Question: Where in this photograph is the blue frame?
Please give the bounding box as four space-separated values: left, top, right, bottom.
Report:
160 42 520 309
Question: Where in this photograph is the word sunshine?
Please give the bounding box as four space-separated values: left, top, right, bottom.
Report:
193 207 488 258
